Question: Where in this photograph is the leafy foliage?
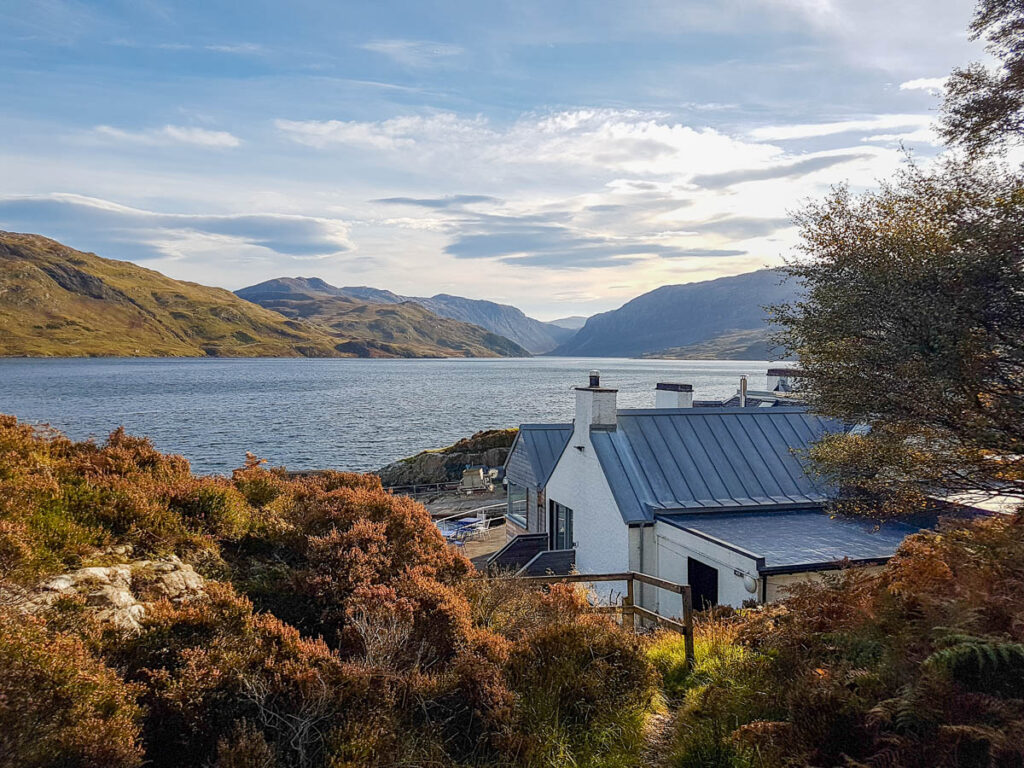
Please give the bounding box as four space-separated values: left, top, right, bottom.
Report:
771 160 1024 512
0 612 143 768
942 0 1024 155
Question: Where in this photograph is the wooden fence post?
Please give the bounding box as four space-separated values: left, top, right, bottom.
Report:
682 584 695 669
623 576 635 632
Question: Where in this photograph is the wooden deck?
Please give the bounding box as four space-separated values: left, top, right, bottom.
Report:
457 521 508 569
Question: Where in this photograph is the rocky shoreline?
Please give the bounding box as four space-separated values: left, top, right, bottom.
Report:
375 428 517 487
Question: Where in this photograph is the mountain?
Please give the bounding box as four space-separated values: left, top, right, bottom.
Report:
405 294 575 354
240 279 573 354
235 278 529 358
0 233 528 359
548 315 588 331
640 329 791 360
0 232 343 358
551 269 799 359
336 285 405 304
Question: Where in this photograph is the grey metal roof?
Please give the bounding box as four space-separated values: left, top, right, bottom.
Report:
591 406 843 524
504 423 572 490
656 509 923 574
695 392 805 408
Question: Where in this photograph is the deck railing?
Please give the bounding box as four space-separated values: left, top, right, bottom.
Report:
514 570 695 668
384 481 461 496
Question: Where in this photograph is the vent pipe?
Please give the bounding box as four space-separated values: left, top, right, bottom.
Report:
739 375 748 408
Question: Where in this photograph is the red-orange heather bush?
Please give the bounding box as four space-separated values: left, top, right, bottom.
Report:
1 416 661 767
0 612 143 768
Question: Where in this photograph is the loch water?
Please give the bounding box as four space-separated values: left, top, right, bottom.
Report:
0 357 772 474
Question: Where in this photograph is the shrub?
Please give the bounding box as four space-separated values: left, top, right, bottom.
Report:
505 616 659 768
0 612 143 768
108 582 376 768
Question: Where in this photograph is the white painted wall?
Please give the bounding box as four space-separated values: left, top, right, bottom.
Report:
574 387 617 444
653 521 762 611
547 404 633 602
765 565 884 602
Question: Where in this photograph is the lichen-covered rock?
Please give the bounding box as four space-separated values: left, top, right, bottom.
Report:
19 556 206 632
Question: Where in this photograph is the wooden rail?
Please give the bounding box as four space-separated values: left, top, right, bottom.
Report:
514 570 695 668
385 481 461 496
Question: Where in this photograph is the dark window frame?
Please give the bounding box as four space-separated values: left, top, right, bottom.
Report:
549 500 574 550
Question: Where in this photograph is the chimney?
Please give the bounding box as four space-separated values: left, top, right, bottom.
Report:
655 382 693 408
739 375 748 407
574 371 618 445
766 367 805 393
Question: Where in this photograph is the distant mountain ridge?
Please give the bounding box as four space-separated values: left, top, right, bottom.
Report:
0 234 528 359
238 278 574 354
235 278 530 358
552 269 799 359
548 315 588 331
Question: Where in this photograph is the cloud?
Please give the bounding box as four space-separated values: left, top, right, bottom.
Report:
92 125 241 148
277 109 781 177
748 114 932 141
361 39 463 67
0 194 352 262
274 114 488 150
899 76 948 92
672 248 748 258
691 152 873 189
861 127 940 145
686 216 793 239
436 208 754 269
374 194 502 208
205 43 265 55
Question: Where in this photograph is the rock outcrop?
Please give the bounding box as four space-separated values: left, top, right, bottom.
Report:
376 428 517 487
18 551 206 632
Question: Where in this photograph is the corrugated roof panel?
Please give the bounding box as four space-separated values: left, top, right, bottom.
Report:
592 407 843 524
731 414 800 501
590 431 648 523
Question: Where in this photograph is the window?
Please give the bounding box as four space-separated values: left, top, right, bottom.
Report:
507 483 527 528
550 501 574 550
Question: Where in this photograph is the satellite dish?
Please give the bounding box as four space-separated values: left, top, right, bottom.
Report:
743 575 758 594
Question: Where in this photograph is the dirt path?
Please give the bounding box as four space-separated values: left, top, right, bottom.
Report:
640 709 677 767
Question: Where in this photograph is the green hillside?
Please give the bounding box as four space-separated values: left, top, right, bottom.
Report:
0 233 528 358
236 277 530 357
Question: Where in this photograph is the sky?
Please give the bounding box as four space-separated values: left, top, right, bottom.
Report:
0 0 985 320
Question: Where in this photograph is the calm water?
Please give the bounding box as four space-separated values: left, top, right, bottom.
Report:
0 358 771 474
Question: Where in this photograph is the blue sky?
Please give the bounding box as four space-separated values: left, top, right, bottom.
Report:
0 0 983 319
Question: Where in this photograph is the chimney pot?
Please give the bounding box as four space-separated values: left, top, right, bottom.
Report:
589 370 601 388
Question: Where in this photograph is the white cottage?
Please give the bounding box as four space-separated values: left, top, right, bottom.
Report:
493 371 929 612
